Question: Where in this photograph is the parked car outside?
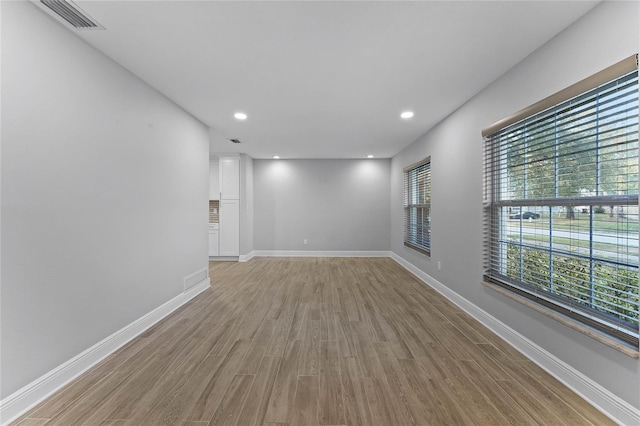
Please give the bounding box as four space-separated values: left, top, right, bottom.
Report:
509 211 540 219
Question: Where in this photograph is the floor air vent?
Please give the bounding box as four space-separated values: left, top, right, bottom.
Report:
38 0 104 30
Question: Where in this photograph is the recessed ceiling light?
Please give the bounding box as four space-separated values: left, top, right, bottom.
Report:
367 155 374 158
400 111 414 119
273 155 280 159
234 112 247 120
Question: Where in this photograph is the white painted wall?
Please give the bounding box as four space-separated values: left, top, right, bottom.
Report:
1 2 209 399
240 154 254 256
254 159 390 251
209 156 220 199
390 0 639 409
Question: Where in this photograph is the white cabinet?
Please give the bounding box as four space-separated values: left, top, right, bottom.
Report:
219 199 239 256
214 156 240 257
219 157 240 200
209 159 219 200
208 229 219 256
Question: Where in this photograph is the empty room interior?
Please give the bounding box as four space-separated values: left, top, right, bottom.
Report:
2 1 640 425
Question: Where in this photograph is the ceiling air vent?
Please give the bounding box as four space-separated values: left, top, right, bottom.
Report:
229 139 242 144
38 0 104 30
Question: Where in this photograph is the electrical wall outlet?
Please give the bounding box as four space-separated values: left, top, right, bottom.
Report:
437 261 442 271
303 239 308 245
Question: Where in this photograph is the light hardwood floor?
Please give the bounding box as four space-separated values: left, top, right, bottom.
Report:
13 257 614 425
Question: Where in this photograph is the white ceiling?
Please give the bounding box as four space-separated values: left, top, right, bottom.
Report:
62 0 598 159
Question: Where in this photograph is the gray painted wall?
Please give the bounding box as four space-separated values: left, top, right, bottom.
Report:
1 2 210 398
240 154 255 256
254 159 390 251
390 1 639 408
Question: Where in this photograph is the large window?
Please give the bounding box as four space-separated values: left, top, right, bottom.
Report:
404 157 431 255
483 56 639 346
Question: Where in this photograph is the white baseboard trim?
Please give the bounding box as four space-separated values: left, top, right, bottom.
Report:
250 250 392 258
390 252 640 426
209 256 239 262
0 278 211 426
239 251 255 262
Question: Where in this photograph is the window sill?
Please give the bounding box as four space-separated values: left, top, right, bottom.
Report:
482 281 639 359
403 242 430 257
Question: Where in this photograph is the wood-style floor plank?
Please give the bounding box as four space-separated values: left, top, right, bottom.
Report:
12 257 615 426
235 356 281 426
186 340 251 422
208 374 254 426
339 356 371 426
317 341 344 426
264 339 302 424
290 375 319 426
14 419 50 426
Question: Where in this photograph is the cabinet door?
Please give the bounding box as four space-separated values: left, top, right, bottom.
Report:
209 159 220 200
219 199 239 256
208 230 219 256
219 157 240 200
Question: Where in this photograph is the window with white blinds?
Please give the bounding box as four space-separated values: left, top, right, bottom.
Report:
483 56 639 346
404 157 431 255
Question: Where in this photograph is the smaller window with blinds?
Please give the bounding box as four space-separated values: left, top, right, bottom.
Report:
404 157 431 255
